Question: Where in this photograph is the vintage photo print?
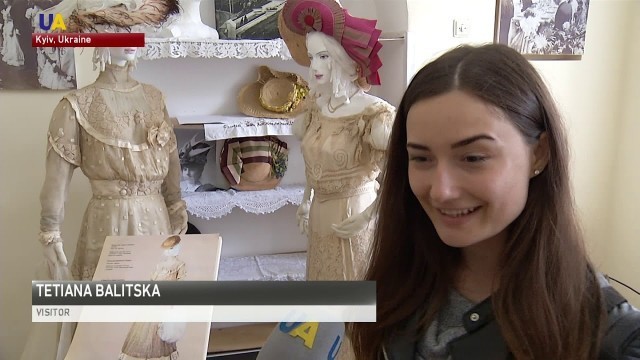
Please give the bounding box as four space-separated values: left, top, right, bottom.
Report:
495 0 591 59
0 0 77 90
214 0 285 40
65 234 223 360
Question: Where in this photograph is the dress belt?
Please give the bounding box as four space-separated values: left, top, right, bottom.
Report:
313 181 377 203
90 180 163 198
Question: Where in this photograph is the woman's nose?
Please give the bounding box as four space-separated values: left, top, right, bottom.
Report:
429 165 460 203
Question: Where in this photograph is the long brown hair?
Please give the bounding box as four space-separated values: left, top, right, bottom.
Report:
348 44 604 359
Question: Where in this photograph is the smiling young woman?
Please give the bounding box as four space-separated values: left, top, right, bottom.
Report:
347 44 640 360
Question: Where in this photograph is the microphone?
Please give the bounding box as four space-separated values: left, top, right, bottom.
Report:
256 322 344 360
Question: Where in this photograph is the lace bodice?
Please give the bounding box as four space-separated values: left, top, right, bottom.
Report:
300 101 395 196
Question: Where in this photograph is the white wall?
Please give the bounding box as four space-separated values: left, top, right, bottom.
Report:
1 1 638 359
607 0 640 305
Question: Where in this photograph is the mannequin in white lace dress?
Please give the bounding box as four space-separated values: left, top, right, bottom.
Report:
120 235 186 360
38 46 188 281
294 31 395 282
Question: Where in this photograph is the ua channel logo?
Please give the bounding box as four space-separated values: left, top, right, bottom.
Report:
38 13 67 31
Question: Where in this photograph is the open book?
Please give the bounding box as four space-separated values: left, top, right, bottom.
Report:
65 234 222 360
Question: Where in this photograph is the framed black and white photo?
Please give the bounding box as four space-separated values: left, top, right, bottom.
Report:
214 0 285 40
494 0 591 60
0 0 77 90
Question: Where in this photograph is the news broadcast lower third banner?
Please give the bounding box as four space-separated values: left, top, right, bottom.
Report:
32 281 376 323
32 33 145 47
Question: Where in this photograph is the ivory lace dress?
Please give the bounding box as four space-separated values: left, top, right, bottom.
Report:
39 64 187 281
300 100 395 281
119 257 186 360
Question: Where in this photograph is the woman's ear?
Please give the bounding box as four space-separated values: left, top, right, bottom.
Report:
531 132 550 177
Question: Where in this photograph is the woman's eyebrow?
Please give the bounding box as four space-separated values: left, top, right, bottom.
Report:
452 134 495 148
406 134 495 151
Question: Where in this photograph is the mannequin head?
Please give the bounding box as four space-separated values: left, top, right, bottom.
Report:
109 47 138 65
306 31 359 100
92 47 139 71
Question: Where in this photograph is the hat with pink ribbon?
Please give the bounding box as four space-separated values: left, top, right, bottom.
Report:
281 0 383 86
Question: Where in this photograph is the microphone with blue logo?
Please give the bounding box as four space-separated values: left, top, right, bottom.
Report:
256 322 344 360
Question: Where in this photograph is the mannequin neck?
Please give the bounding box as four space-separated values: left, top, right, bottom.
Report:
328 83 362 108
179 0 203 23
94 63 139 90
317 81 372 118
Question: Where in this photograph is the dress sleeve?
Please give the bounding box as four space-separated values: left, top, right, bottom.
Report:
364 103 396 151
39 99 81 233
363 102 396 170
292 108 312 141
160 105 187 234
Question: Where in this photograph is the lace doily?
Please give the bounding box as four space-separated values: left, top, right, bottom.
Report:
218 252 307 281
183 184 305 219
140 38 293 60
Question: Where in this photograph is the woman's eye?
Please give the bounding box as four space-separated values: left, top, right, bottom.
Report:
320 54 329 59
464 155 488 163
409 155 430 162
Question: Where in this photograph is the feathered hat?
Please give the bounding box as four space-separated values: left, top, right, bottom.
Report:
279 0 383 87
179 132 212 167
42 0 180 33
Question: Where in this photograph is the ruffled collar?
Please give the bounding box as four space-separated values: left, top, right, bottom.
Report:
94 64 140 91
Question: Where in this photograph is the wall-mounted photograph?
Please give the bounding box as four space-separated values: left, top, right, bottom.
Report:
495 0 591 59
214 0 285 40
0 0 77 90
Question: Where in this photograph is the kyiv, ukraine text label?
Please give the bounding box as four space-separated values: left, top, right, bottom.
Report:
32 33 145 48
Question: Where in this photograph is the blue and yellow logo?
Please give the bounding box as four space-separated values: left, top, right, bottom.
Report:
38 13 67 31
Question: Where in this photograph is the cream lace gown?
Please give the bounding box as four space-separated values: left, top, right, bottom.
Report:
40 64 187 281
119 257 186 360
300 101 395 281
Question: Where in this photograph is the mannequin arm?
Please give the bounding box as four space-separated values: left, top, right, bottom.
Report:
161 109 187 235
331 182 380 239
296 183 313 236
292 111 311 141
40 100 81 269
332 105 394 238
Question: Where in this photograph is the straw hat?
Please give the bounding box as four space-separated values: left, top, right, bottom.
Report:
161 235 181 249
237 66 309 119
220 136 289 191
278 11 310 67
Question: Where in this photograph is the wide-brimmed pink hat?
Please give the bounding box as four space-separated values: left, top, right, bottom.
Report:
281 0 383 86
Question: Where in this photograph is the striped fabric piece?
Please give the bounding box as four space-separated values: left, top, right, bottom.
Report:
220 136 288 185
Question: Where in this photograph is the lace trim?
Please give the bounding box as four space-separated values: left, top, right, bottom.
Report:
47 132 81 166
91 180 164 197
65 85 167 151
308 173 378 197
39 231 62 245
182 184 305 219
309 100 395 123
140 38 293 60
314 181 377 202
